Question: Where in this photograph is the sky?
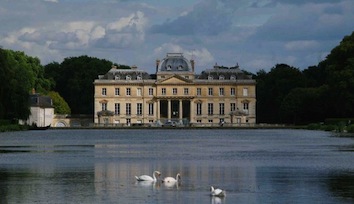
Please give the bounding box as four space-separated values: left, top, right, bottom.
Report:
1 0 354 74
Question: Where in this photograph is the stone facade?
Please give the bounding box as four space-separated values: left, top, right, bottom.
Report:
93 53 256 127
19 93 54 127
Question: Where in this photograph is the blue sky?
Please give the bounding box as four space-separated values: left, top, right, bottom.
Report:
1 0 353 74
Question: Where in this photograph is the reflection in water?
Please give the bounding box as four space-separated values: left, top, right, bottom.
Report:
211 196 225 204
1 129 354 203
328 172 354 200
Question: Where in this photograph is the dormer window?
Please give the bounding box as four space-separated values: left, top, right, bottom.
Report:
208 75 213 80
178 65 183 70
126 75 131 80
137 75 142 80
167 65 172 70
230 75 236 80
114 75 120 80
219 75 225 80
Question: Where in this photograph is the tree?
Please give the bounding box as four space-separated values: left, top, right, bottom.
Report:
321 31 354 118
44 56 116 115
47 91 71 114
0 48 53 120
255 64 306 123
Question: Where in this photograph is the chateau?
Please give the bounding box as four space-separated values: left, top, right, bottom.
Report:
93 53 256 127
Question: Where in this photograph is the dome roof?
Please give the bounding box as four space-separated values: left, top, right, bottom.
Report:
158 53 192 72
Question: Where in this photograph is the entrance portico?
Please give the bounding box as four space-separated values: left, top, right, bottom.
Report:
155 97 193 124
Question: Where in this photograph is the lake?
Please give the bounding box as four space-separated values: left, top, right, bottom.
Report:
0 129 354 204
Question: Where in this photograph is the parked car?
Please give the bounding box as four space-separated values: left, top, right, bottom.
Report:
162 121 176 127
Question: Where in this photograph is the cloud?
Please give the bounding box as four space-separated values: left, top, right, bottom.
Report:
94 11 147 48
150 0 233 36
153 43 214 67
284 40 320 51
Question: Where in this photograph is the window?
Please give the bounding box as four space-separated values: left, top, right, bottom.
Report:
208 88 213 96
137 75 142 80
219 75 224 80
162 88 166 95
185 76 189 79
230 75 236 80
219 103 225 115
208 76 213 80
115 103 120 115
230 103 236 112
178 65 183 70
148 103 154 115
219 88 224 96
115 88 120 96
197 120 202 123
149 88 154 96
231 88 235 96
137 103 142 115
184 88 189 95
167 65 172 70
197 103 202 115
243 88 248 96
137 88 142 96
126 88 131 96
243 102 249 111
101 103 107 111
126 75 131 80
126 118 131 125
126 103 131 115
208 119 213 123
197 88 201 96
173 88 178 95
114 75 120 80
208 103 213 115
102 88 107 96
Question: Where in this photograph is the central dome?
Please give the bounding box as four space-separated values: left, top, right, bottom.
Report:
159 53 192 72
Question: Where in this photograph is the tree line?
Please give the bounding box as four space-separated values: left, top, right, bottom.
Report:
0 31 353 125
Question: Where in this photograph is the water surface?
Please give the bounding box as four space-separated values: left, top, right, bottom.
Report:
1 129 354 203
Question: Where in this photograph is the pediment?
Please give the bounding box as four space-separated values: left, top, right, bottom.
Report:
158 75 192 84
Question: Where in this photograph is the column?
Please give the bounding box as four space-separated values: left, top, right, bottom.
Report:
179 100 183 124
167 99 171 121
190 100 194 124
156 100 161 125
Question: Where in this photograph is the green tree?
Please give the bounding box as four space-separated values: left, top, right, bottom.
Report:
0 48 50 120
255 64 306 123
47 91 71 114
44 56 117 115
321 31 354 118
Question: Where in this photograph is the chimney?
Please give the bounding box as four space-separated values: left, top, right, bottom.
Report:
190 59 195 72
156 59 160 73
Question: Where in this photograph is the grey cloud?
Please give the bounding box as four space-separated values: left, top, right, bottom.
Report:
149 0 232 36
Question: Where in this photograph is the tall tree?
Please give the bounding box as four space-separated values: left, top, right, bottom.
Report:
0 48 50 120
256 64 306 123
45 56 115 115
321 31 354 118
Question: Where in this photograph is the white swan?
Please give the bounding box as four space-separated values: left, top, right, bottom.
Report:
210 186 226 197
135 171 161 182
162 173 181 183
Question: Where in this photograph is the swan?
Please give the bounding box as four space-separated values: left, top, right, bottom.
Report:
210 186 226 197
162 173 181 183
135 171 161 182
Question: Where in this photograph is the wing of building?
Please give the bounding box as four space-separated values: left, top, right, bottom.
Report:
94 53 256 127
